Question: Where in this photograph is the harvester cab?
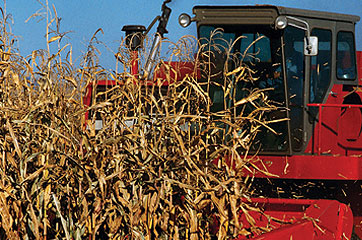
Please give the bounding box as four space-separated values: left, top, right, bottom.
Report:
182 6 361 156
181 5 362 238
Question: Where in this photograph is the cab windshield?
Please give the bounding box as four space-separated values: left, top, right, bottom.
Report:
199 25 288 153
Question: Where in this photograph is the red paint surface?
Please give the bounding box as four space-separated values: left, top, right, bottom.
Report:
235 198 353 240
305 84 362 156
307 103 362 156
131 51 139 76
82 61 196 115
153 61 198 84
243 155 362 180
354 216 362 239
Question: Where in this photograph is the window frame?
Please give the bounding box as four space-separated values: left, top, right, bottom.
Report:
197 24 290 154
336 31 357 81
309 28 333 104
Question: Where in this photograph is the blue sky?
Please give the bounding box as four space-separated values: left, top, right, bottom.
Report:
5 0 362 70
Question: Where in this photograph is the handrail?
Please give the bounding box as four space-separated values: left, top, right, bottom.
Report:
307 103 362 108
307 103 362 155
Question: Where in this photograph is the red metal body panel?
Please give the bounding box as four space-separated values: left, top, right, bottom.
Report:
82 60 195 106
307 103 362 156
249 155 362 180
131 51 139 76
355 216 362 239
251 222 315 240
82 62 196 123
236 198 353 239
153 61 197 83
305 84 362 156
83 79 118 106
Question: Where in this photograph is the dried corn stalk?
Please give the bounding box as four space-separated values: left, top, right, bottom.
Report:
0 3 284 240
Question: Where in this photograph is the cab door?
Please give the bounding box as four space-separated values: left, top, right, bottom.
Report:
283 27 306 152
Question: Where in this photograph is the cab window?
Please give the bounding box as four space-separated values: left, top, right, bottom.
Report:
199 25 288 153
310 28 332 103
241 33 271 62
337 31 357 80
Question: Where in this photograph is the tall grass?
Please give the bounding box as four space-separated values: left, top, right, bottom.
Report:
0 2 282 239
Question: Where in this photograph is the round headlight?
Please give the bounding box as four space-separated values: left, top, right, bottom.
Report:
179 13 191 28
275 16 288 30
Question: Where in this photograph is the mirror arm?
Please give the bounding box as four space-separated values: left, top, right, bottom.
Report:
285 16 311 37
286 16 312 54
145 16 161 36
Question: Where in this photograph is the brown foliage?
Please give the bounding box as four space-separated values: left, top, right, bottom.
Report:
0 3 281 240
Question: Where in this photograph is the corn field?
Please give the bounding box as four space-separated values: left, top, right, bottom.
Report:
0 2 284 240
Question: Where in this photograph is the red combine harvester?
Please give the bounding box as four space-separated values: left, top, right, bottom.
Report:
84 2 362 239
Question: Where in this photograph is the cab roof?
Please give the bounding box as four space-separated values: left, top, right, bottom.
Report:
193 5 360 24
